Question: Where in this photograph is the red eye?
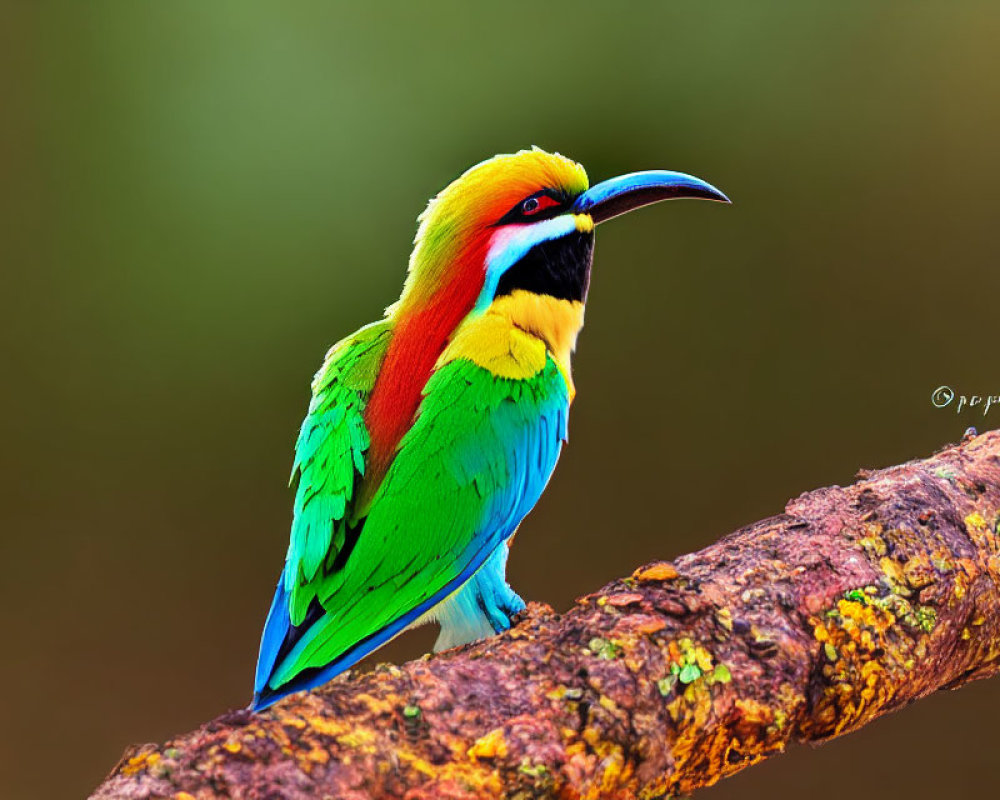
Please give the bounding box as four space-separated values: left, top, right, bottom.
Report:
522 194 560 216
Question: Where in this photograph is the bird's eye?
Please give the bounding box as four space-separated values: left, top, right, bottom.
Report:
496 193 563 226
520 194 560 217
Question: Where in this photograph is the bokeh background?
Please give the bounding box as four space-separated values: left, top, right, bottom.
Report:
3 3 999 798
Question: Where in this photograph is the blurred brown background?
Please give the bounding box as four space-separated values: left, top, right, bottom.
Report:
3 3 999 798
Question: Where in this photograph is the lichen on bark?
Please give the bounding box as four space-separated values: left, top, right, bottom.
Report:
92 430 1000 800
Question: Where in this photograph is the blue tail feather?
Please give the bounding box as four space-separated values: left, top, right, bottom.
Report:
250 542 505 711
253 575 291 697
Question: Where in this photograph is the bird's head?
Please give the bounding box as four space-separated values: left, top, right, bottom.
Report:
394 147 728 317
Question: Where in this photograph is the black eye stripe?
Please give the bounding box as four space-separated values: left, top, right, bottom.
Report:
493 189 570 226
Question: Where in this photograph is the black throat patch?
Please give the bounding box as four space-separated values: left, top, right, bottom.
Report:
494 230 595 303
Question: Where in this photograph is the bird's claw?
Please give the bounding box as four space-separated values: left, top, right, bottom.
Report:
481 580 526 633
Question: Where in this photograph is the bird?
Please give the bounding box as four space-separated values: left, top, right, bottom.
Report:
251 148 728 710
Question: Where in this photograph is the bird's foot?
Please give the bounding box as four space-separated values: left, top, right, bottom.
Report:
480 579 526 634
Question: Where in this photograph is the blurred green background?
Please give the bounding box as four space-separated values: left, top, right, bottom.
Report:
3 3 999 798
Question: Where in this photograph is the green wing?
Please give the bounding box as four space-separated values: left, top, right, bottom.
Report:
283 320 392 624
256 355 569 704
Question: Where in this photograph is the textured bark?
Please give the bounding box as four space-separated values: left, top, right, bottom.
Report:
92 430 1000 800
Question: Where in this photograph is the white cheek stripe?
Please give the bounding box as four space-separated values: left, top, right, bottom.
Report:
475 215 579 312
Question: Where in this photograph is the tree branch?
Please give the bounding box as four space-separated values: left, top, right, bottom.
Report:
91 431 1000 800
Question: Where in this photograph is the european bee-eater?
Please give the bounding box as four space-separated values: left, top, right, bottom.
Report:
252 148 728 710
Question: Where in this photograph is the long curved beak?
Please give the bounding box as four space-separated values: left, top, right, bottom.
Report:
572 170 730 224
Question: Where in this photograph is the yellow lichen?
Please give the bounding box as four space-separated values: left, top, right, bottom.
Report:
468 727 508 760
879 558 911 596
341 726 378 749
989 555 1000 577
857 523 888 557
305 746 329 765
734 697 776 728
632 562 679 582
902 554 935 589
121 752 159 777
598 744 627 796
965 511 1000 565
805 584 938 738
356 691 397 716
300 714 349 739
394 749 438 778
578 728 630 799
965 511 989 534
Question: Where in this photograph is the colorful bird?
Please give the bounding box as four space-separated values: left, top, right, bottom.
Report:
252 148 728 710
